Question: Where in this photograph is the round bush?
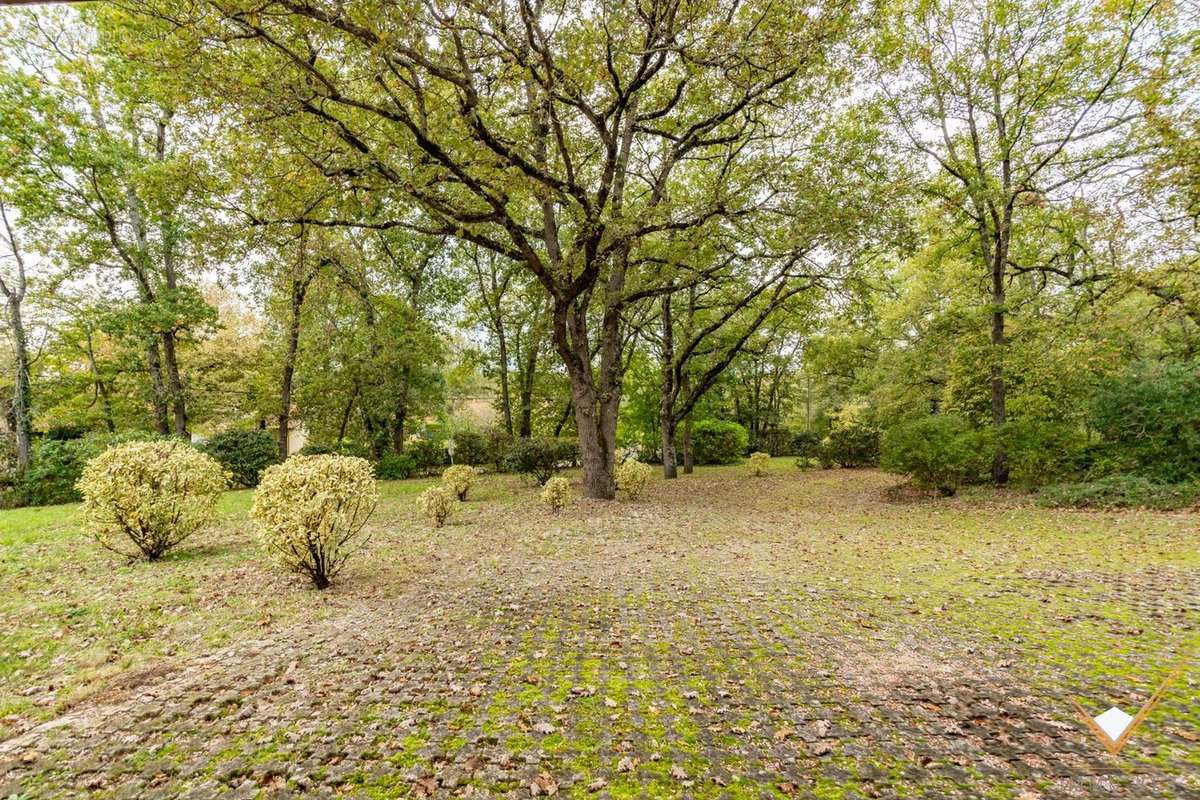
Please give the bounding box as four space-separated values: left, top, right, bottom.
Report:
405 439 448 476
442 464 478 501
418 485 454 527
251 455 378 589
449 430 493 467
376 452 416 480
615 459 652 500
691 420 749 465
541 475 571 512
880 415 983 496
201 429 278 488
505 437 574 484
748 451 771 476
78 440 229 561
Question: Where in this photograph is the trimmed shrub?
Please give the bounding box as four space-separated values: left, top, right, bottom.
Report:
541 475 571 512
1037 475 1200 511
251 455 378 588
418 485 454 527
748 451 771 477
615 459 652 500
376 452 416 480
450 430 492 467
691 420 749 465
442 464 478 501
201 429 278 488
820 405 880 468
505 437 575 484
78 440 229 561
405 438 448 476
880 415 983 496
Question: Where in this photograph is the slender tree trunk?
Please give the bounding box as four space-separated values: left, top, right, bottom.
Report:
279 274 310 460
518 331 538 438
660 293 678 478
83 335 117 434
496 319 513 436
161 331 188 438
146 341 171 435
989 238 1009 484
391 368 410 454
682 413 694 474
4 297 31 474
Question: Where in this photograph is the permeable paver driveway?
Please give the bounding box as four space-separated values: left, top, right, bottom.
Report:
1 469 1197 798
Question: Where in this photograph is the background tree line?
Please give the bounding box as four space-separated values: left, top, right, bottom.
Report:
0 0 1196 507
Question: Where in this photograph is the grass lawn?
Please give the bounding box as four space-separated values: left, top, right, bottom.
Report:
0 460 1197 798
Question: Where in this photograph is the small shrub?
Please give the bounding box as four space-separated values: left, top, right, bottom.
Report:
450 430 492 467
505 437 575 484
418 485 454 527
748 451 771 477
615 459 652 500
251 455 378 588
442 464 478 501
405 438 448 476
1037 475 1200 511
78 440 229 561
376 452 416 480
820 404 880 468
880 415 983 496
541 475 571 512
691 419 749 465
201 429 278 488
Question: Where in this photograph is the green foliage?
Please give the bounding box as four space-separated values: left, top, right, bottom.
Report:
251 455 378 588
1038 476 1200 511
405 439 448 476
441 464 478 501
299 440 373 459
78 440 229 561
19 432 160 507
1000 419 1086 489
820 405 880 468
1090 363 1200 482
417 485 454 528
450 430 491 467
375 452 416 480
880 415 984 496
485 428 514 473
504 437 577 485
690 420 749 465
792 430 822 459
200 429 278 488
614 459 652 500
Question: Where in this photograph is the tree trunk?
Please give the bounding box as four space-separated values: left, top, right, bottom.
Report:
989 243 1009 484
518 334 537 438
391 368 410 454
682 414 694 474
146 340 171 435
5 297 31 474
496 319 513 435
659 293 677 478
279 274 310 460
161 330 188 438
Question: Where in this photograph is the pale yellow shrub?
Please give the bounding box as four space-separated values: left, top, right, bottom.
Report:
251 455 378 589
441 464 478 501
418 485 454 527
541 475 571 513
749 451 771 476
78 440 228 561
615 459 652 500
